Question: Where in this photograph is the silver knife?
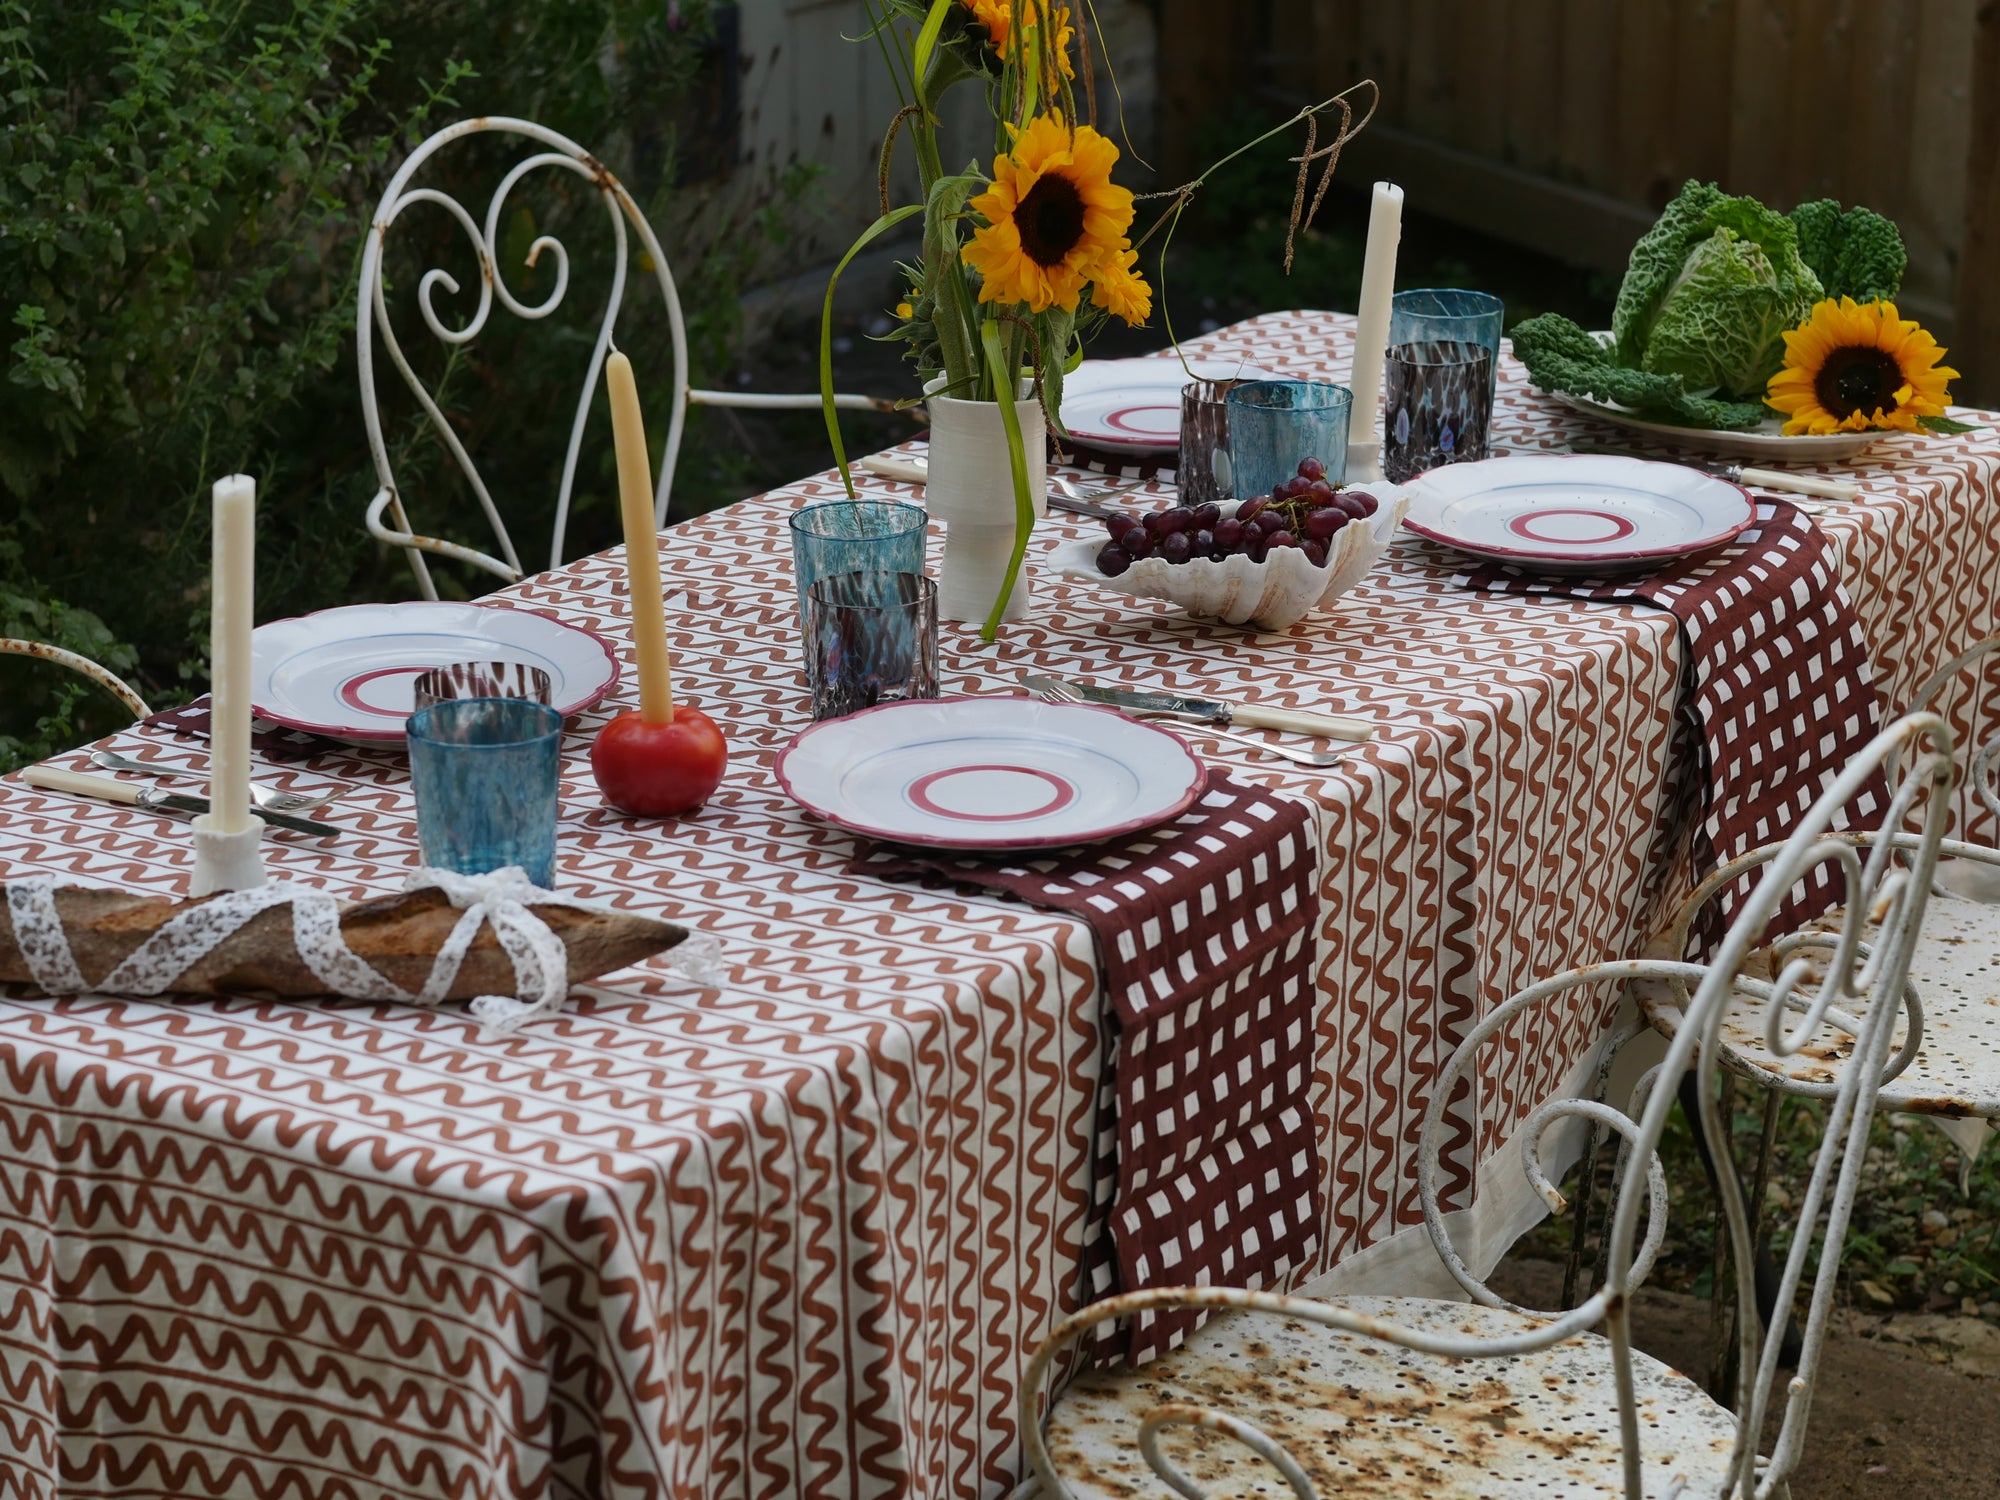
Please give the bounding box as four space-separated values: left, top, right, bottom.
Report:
1569 444 1860 502
21 765 343 838
1022 673 1374 742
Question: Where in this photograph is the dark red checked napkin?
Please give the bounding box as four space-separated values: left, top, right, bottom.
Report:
144 695 343 760
1455 499 1888 945
850 772 1321 1363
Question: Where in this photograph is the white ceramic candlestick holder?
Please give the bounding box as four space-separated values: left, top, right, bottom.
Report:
1345 439 1384 485
190 815 267 896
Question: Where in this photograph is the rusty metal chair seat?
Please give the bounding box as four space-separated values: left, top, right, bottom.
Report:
1045 1295 1740 1500
1636 882 2000 1122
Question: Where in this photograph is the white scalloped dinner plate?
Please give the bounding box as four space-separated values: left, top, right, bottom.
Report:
1403 453 1755 574
775 697 1208 850
1061 357 1279 453
251 601 620 745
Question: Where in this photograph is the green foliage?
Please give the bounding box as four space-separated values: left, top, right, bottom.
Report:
0 0 816 771
0 527 139 766
1611 179 1823 400
1522 1097 2000 1322
1791 197 1908 304
1509 312 1771 431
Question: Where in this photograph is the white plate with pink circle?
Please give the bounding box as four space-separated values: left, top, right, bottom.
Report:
251 601 620 745
1061 357 1279 453
1401 453 1755 574
775 697 1208 850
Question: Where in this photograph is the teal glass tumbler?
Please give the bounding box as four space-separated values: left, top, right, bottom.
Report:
788 500 928 625
1223 381 1353 499
1390 288 1505 407
407 698 563 889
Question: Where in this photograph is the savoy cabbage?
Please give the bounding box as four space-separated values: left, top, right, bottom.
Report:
1611 181 1824 400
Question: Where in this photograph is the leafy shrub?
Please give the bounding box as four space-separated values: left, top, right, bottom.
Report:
0 0 814 770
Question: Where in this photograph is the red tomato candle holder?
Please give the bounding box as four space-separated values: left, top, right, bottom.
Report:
589 705 728 818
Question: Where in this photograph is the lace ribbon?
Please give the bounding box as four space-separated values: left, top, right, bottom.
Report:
5 868 719 1038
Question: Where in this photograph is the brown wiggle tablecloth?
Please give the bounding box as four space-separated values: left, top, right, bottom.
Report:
852 771 1321 1364
5 311 2000 1500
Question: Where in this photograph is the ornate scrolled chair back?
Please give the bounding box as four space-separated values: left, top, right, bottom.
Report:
358 116 690 597
1021 711 1959 1500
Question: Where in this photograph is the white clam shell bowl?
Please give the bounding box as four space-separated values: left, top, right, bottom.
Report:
1051 486 1412 632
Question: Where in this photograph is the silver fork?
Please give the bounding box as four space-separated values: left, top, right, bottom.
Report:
91 749 357 813
1046 472 1147 521
1033 682 1348 768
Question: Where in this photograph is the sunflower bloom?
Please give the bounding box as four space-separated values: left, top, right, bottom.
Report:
960 115 1139 315
960 0 1075 79
1765 297 1959 435
1087 243 1152 326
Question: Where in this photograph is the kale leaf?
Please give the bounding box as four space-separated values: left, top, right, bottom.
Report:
1511 313 1772 432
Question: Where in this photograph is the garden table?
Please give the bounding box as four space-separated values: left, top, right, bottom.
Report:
3 311 1999 1500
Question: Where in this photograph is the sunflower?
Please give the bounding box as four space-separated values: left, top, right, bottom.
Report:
960 0 1075 79
1087 243 1151 326
960 114 1144 319
1765 297 1958 435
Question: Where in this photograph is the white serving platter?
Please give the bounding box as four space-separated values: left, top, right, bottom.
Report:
251 601 620 745
1540 331 1888 460
1548 391 1889 461
775 697 1207 850
1402 453 1756 574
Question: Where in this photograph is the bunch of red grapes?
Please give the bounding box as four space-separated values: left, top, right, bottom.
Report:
1095 457 1380 577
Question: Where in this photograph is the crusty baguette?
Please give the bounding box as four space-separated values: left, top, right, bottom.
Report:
0 884 688 999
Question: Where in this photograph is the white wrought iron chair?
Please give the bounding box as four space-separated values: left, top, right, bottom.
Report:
359 116 904 596
1019 711 1957 1500
1634 634 2000 1219
0 640 150 720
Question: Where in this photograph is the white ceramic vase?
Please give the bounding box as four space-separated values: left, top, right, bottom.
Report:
923 380 1049 624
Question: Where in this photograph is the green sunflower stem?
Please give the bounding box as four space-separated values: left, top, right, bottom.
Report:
820 203 925 497
978 317 1035 644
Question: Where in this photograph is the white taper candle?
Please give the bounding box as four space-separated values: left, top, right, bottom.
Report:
208 474 257 835
1348 181 1405 451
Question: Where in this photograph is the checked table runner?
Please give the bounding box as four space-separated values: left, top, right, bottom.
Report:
853 773 1323 1364
2 312 2000 1500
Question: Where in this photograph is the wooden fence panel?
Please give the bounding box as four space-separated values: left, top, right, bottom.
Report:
1184 0 1982 362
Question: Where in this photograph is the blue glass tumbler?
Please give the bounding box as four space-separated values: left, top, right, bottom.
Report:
788 500 928 625
1223 381 1354 499
1390 289 1506 408
407 698 563 889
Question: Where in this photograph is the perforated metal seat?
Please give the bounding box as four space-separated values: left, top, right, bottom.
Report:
1641 888 2000 1120
1047 1297 1738 1500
